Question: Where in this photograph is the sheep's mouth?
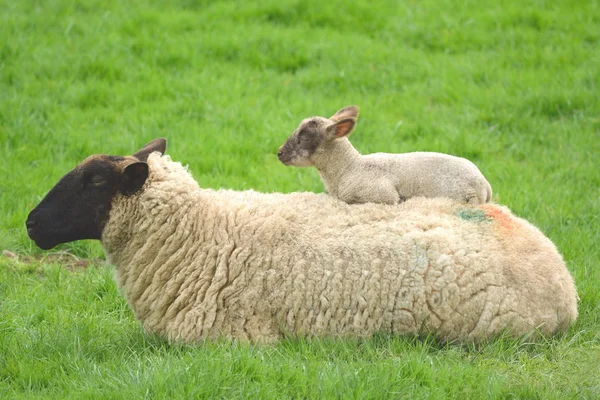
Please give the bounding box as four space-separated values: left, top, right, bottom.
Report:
34 239 58 250
26 220 84 250
27 229 59 250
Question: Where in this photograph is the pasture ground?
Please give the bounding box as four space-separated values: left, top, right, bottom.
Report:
1 0 599 398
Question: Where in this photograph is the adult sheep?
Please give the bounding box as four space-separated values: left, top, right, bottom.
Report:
26 139 578 344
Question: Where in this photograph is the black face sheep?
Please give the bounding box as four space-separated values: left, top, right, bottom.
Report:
26 139 577 344
277 106 493 205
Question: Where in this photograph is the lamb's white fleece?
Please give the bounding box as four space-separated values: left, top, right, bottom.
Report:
102 153 578 343
278 106 493 204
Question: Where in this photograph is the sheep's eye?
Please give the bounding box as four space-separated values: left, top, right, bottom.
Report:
91 175 106 187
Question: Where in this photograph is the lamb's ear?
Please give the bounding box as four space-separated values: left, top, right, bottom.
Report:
133 138 167 162
330 106 359 122
121 162 149 196
326 118 357 138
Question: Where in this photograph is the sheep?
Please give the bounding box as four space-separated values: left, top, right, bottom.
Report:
26 139 578 344
277 106 493 205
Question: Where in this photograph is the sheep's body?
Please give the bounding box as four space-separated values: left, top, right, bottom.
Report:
278 106 493 205
102 153 577 344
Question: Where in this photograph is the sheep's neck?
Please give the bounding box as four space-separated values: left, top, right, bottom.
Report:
103 186 197 268
312 138 361 196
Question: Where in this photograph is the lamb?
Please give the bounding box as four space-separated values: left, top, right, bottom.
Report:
277 106 493 205
26 139 578 344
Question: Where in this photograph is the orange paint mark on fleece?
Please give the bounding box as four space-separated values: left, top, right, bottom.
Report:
480 204 516 232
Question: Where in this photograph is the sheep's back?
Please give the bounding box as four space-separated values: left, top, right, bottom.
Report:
170 194 576 342
251 199 577 342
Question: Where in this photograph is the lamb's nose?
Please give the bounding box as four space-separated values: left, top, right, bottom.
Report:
277 151 283 158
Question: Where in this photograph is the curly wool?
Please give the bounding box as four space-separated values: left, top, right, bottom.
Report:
101 153 578 343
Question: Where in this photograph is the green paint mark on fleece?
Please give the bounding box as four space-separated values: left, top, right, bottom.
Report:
456 208 491 223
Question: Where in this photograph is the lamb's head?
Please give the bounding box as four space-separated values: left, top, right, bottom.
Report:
277 105 359 167
26 138 166 250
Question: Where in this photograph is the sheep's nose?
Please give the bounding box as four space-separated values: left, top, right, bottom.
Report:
26 217 37 229
277 150 284 158
26 213 40 235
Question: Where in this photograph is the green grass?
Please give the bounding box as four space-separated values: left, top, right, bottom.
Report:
1 0 599 398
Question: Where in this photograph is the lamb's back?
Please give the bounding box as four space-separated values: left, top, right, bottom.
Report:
355 152 489 202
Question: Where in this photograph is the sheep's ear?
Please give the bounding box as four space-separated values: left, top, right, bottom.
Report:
326 118 357 138
330 106 359 122
133 138 167 162
121 162 149 196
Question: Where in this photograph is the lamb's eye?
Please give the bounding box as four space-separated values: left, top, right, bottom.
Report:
91 175 106 187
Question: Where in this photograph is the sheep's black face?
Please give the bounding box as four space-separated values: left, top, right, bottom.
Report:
26 138 166 250
277 117 328 167
27 157 126 249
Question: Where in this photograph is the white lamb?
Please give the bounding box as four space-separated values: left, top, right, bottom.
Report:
278 106 493 205
26 139 577 344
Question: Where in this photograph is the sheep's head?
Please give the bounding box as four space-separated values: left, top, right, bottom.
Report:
277 105 358 167
26 138 166 250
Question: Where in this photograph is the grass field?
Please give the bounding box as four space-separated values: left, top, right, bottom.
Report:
1 0 599 398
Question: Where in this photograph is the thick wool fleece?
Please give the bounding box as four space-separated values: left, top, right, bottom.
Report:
102 153 577 344
313 137 492 205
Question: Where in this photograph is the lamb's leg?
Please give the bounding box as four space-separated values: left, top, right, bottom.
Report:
341 181 402 205
369 180 404 204
466 194 482 205
380 184 404 204
396 193 407 204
